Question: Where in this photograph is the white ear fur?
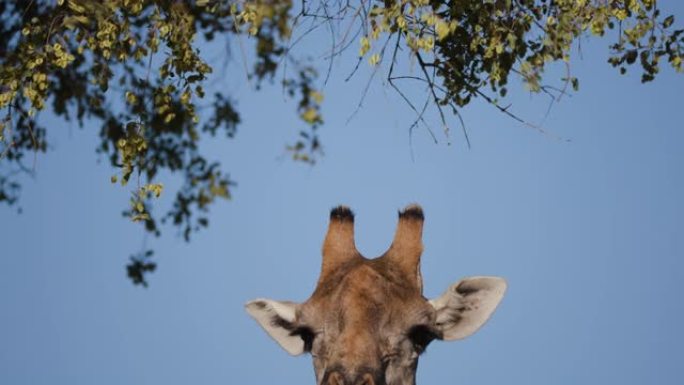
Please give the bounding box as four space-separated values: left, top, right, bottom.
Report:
245 298 304 355
429 276 507 341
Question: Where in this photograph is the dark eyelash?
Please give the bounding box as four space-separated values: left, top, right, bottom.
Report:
290 326 316 352
407 325 438 354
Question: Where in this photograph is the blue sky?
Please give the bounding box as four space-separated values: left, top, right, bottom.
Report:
2 4 684 385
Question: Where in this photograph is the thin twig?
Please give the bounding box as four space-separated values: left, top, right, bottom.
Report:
386 34 437 144
415 52 450 141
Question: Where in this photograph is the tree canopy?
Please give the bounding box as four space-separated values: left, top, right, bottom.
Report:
1 0 682 285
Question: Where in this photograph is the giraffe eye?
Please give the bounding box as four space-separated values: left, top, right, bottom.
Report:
407 325 438 354
291 326 316 352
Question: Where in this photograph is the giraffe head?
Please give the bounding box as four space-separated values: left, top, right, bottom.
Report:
246 205 506 385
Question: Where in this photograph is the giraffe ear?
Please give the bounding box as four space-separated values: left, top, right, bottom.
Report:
429 276 507 341
245 298 305 355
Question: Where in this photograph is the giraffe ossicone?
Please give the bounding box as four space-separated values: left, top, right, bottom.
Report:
246 204 507 385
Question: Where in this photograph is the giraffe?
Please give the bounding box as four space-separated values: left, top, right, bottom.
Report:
246 204 507 385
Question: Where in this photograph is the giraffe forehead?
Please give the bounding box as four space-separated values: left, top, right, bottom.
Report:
315 259 419 297
321 264 412 306
303 263 431 332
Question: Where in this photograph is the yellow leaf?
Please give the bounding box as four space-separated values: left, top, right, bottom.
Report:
369 53 381 66
435 20 450 41
397 16 407 30
125 91 137 104
67 0 85 13
310 90 324 104
159 24 169 37
359 36 370 56
132 213 150 222
301 108 319 124
181 89 191 104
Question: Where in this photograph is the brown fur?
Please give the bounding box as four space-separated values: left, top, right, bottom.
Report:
297 205 435 385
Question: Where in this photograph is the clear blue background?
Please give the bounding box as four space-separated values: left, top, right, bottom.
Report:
2 4 684 384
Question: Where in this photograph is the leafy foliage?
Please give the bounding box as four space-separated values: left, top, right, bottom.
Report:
127 249 156 287
1 0 682 285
